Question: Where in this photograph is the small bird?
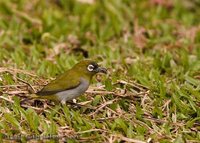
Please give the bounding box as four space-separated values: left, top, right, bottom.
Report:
35 60 107 104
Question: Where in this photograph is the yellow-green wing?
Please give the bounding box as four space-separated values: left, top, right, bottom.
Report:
36 70 80 96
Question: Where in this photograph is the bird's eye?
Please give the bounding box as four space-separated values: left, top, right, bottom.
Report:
87 64 94 72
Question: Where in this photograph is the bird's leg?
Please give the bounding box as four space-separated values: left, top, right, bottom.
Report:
61 100 66 105
65 101 95 109
66 101 82 107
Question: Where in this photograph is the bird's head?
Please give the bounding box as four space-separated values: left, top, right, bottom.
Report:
73 60 107 79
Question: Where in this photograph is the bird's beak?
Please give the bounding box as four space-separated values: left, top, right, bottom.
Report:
97 67 107 74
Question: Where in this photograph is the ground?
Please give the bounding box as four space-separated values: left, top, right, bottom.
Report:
0 0 200 142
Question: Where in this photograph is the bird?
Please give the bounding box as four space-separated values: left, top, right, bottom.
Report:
35 60 107 104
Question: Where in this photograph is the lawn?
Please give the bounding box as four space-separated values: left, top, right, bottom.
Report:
0 0 200 142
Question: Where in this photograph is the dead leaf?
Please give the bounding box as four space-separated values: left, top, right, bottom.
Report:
133 21 148 49
77 0 95 4
150 0 174 9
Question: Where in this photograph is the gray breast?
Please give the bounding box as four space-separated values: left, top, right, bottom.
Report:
55 78 90 104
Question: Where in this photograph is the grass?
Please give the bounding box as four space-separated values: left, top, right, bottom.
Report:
0 0 200 142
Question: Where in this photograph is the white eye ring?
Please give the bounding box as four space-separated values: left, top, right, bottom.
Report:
87 64 94 72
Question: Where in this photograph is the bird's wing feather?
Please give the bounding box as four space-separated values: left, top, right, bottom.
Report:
36 70 80 96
